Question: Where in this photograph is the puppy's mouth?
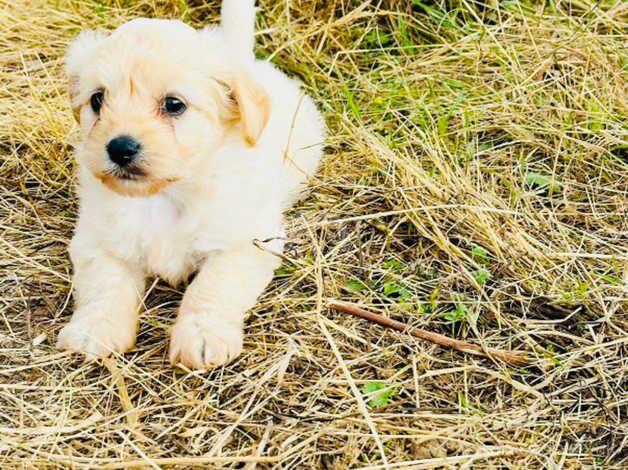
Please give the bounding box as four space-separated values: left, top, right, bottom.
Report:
107 164 148 181
97 167 179 197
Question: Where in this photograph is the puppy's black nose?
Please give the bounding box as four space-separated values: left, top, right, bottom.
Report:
107 135 141 167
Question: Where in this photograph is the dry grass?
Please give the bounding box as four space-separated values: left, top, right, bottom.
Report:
1 0 627 468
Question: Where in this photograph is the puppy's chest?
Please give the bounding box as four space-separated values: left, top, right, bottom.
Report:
111 196 224 282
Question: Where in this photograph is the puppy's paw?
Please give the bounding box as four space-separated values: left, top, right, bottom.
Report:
57 309 136 359
169 314 243 370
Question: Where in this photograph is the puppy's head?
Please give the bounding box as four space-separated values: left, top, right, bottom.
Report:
66 19 269 197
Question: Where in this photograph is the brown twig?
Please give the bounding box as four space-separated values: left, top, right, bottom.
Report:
328 301 530 366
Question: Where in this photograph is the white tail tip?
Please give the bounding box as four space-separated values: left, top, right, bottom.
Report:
221 0 257 61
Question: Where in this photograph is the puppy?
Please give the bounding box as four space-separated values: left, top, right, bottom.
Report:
56 0 325 370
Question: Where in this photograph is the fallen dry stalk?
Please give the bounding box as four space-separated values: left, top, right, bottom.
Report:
328 301 530 367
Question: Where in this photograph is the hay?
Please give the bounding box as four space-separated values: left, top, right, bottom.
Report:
1 0 626 468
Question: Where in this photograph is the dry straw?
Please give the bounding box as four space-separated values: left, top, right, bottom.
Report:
1 0 626 468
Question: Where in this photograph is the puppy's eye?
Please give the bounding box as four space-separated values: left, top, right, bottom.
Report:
90 91 104 114
162 96 186 116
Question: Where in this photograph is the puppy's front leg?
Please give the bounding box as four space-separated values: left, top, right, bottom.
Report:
57 243 145 358
169 242 281 370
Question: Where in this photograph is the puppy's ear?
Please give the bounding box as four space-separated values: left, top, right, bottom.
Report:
231 71 270 146
65 30 106 120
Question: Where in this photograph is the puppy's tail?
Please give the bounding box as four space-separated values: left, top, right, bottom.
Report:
221 0 257 61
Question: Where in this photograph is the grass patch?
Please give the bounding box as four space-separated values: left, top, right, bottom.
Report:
0 0 626 467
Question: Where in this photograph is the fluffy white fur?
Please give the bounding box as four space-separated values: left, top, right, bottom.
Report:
57 1 325 369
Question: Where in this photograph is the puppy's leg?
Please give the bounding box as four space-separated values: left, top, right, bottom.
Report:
169 241 281 370
57 243 145 359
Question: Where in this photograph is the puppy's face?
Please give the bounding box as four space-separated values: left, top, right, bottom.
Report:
66 20 269 197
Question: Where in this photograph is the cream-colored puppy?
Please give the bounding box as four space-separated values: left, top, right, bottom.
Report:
56 1 325 369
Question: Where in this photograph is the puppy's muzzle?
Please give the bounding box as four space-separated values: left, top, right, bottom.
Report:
107 135 141 168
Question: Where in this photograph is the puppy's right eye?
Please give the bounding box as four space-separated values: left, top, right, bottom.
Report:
90 91 104 114
162 96 186 116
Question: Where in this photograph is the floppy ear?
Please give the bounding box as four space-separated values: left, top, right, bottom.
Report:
64 30 106 120
231 71 270 146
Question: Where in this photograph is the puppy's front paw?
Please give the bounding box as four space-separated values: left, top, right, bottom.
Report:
169 314 243 370
57 308 136 359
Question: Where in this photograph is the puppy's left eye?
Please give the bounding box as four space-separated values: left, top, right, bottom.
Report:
162 96 186 116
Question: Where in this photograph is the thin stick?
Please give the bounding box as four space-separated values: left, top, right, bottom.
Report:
328 301 530 367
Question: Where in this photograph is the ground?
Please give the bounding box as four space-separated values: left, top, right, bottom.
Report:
1 0 626 468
